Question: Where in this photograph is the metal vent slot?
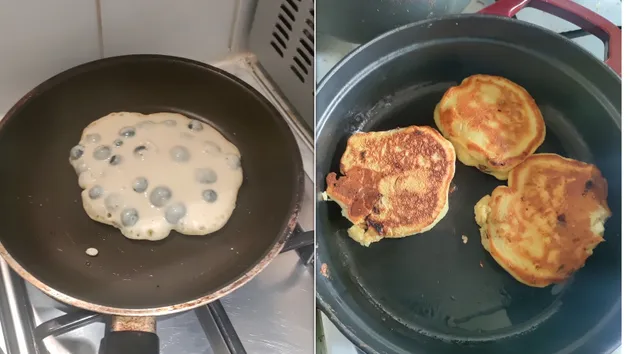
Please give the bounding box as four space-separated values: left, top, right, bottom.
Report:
280 4 295 22
290 65 305 83
299 38 313 56
250 0 315 129
272 32 287 49
278 14 293 31
286 0 299 12
275 23 289 40
270 41 284 57
293 56 308 75
297 48 311 65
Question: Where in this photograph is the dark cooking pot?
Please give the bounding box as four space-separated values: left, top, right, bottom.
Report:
316 0 621 353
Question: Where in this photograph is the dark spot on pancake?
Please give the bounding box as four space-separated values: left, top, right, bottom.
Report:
583 180 594 195
478 165 488 171
557 214 566 224
360 151 366 160
372 205 380 214
558 264 565 272
367 219 385 235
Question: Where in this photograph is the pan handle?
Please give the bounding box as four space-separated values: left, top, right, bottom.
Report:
479 0 621 76
99 316 159 354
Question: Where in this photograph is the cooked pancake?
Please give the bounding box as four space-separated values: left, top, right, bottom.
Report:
325 126 456 246
474 153 610 287
435 74 545 180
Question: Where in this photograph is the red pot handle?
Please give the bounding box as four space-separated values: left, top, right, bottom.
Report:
479 0 621 76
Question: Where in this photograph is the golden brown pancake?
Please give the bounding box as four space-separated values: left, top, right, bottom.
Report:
435 74 545 180
474 153 610 287
324 126 456 246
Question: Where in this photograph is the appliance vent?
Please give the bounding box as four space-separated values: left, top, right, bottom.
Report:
250 0 315 130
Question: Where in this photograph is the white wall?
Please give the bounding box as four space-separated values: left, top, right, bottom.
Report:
0 0 240 113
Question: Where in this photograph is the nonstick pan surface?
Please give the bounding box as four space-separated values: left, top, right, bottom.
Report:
316 14 620 354
0 55 303 315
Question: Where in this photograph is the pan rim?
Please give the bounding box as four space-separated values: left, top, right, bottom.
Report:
316 13 621 132
0 54 305 316
315 14 621 354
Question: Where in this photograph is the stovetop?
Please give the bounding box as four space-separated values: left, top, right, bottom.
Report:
0 53 314 354
315 0 621 353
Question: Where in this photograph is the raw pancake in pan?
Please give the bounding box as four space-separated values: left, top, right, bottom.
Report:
69 112 244 241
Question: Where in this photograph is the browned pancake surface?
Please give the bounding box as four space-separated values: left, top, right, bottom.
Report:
474 154 610 287
435 74 545 179
326 126 456 245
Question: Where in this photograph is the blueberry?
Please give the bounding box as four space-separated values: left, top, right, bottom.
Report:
188 120 203 131
109 155 123 165
162 120 176 126
170 145 190 162
195 168 217 184
149 186 172 207
119 126 136 138
88 185 103 199
114 139 124 147
202 189 218 203
105 194 123 212
164 203 186 224
120 208 139 227
93 145 112 160
202 141 221 155
74 161 88 174
86 134 101 143
225 154 241 169
132 177 148 193
69 145 84 160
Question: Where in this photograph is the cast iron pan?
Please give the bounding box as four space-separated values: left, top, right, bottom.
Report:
317 0 471 44
316 1 620 353
0 55 304 353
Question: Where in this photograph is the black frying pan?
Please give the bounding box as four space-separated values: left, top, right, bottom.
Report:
316 1 620 353
0 55 304 353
